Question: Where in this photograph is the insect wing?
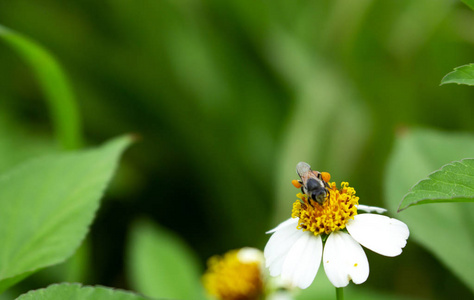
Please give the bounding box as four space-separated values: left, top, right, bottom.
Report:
296 162 311 178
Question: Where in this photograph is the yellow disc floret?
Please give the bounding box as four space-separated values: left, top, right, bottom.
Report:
292 182 359 235
202 248 264 300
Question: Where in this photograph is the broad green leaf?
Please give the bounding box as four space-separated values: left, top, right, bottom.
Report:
0 272 34 296
0 25 82 150
0 136 133 292
461 0 474 10
23 238 91 290
0 111 57 173
127 219 206 300
399 158 474 211
15 283 149 300
441 64 474 86
385 128 474 293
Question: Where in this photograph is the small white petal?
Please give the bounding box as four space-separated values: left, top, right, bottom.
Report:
269 260 286 277
346 214 409 257
237 247 264 264
267 230 306 277
266 228 306 277
281 232 323 289
266 291 294 300
266 218 299 234
267 275 293 290
264 219 304 275
357 204 387 214
264 219 301 264
323 231 369 288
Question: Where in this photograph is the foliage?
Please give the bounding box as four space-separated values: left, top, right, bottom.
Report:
461 0 474 11
15 283 149 300
0 0 473 299
0 25 82 150
126 219 206 300
441 64 474 87
385 129 474 293
399 158 474 211
0 136 133 293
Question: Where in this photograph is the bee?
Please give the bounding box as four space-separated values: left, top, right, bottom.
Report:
293 162 330 206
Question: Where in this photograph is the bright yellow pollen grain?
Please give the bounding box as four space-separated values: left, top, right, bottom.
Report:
202 250 263 300
292 182 359 235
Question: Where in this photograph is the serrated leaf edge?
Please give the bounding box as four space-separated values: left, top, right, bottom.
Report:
398 158 474 212
15 282 154 300
0 136 133 285
440 63 474 86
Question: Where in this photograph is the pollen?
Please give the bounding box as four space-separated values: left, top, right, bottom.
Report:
202 249 264 300
292 179 302 189
291 182 359 235
321 172 331 183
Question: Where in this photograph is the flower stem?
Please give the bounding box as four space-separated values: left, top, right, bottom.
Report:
336 287 344 300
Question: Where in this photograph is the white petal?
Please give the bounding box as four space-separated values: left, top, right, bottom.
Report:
323 231 369 288
264 219 304 276
357 204 387 214
267 231 306 277
237 247 264 264
346 214 409 257
266 291 294 300
266 218 299 234
281 232 323 289
266 228 306 277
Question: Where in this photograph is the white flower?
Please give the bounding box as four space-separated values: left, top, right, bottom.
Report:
264 182 409 289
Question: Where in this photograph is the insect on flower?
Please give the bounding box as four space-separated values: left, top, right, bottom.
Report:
264 163 410 289
293 162 331 206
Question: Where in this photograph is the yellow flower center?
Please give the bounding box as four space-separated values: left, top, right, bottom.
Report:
202 249 264 300
291 182 359 235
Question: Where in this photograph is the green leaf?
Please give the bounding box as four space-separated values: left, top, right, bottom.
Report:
441 63 474 86
0 25 82 150
127 219 206 300
0 111 58 173
461 0 474 10
0 136 133 292
385 128 474 293
399 159 474 211
15 283 149 300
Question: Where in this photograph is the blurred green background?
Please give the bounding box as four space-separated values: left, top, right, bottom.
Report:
0 0 473 299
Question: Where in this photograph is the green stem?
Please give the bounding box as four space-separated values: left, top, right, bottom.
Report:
0 25 83 150
336 287 344 300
